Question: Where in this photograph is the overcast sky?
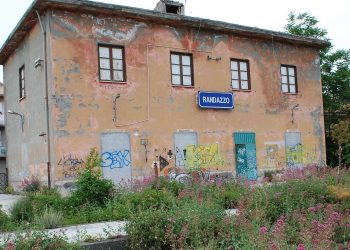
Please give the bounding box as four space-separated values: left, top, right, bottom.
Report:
0 0 349 82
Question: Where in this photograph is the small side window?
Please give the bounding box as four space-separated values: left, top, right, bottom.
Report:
19 65 25 99
98 45 126 82
281 65 297 93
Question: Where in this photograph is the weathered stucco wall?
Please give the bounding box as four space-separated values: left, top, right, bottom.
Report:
4 22 49 186
48 10 326 187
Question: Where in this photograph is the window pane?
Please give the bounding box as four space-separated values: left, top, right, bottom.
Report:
288 67 295 76
183 76 192 86
100 70 111 80
113 59 123 70
231 61 238 70
281 66 287 75
289 76 295 85
241 81 249 90
172 65 180 74
289 85 296 93
240 71 248 80
231 71 239 79
99 47 109 58
100 58 110 69
240 62 247 71
182 66 191 75
112 48 123 59
282 84 288 93
281 76 288 84
171 54 180 64
113 70 124 81
182 55 191 65
231 80 239 89
172 75 180 85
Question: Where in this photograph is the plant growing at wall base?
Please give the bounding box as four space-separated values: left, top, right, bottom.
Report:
68 148 115 207
19 176 40 193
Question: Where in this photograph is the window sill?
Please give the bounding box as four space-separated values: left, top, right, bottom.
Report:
282 92 298 95
19 96 26 102
99 81 128 85
232 89 252 92
171 85 195 88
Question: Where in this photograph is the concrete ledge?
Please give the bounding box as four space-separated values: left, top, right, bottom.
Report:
0 194 23 215
0 221 127 245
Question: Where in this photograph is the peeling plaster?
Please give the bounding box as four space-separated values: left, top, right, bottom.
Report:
55 95 72 127
56 130 70 137
311 107 322 136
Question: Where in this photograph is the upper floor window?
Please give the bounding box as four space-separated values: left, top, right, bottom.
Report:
19 65 25 99
231 59 250 90
170 52 193 86
98 45 126 82
281 65 297 93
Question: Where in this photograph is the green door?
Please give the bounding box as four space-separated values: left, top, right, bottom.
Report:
234 132 257 180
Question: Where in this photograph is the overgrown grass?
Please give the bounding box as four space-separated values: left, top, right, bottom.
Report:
2 150 350 249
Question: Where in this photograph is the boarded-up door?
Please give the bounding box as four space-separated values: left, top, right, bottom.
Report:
234 132 257 180
174 132 197 167
285 132 302 168
100 132 132 186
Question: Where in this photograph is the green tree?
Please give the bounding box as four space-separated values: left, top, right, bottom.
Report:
285 12 350 166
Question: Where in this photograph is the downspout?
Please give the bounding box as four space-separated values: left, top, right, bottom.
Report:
36 10 51 188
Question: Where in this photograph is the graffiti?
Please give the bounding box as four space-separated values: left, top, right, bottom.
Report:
264 144 279 168
286 143 303 168
175 147 185 166
112 94 120 123
185 144 225 169
58 154 85 179
159 156 169 171
303 147 318 164
101 149 131 169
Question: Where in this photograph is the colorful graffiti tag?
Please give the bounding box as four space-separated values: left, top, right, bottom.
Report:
185 144 225 169
101 149 131 169
286 144 303 168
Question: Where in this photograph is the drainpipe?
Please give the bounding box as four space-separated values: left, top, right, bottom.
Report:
36 10 51 188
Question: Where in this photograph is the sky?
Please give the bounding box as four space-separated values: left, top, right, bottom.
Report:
0 0 349 82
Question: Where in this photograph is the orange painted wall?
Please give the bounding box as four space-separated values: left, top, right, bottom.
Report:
48 10 325 185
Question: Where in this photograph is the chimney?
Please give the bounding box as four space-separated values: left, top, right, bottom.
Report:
154 0 185 15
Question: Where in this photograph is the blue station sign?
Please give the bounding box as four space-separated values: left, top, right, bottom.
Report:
198 91 234 109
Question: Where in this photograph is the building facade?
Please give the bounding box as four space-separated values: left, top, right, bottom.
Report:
0 83 7 192
0 0 328 190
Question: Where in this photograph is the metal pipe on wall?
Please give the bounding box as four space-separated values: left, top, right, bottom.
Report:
35 10 51 188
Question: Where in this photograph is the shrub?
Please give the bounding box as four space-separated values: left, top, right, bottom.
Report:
150 176 185 196
11 197 34 223
116 187 176 213
31 190 65 213
127 200 227 249
0 206 11 231
210 181 247 209
0 231 80 250
67 148 115 207
34 207 63 229
19 176 40 193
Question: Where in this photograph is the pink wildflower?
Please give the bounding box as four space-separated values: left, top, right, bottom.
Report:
259 226 268 234
308 207 317 213
297 244 305 250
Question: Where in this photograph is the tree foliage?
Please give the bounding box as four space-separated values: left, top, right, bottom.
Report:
285 12 350 166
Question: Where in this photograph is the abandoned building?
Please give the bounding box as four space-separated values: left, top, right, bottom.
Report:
0 82 6 192
0 0 329 190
